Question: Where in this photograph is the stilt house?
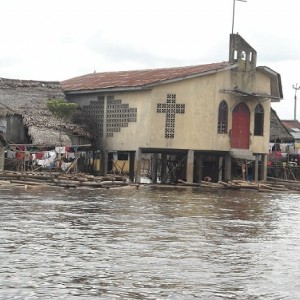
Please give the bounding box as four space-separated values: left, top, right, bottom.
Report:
0 78 92 171
61 34 283 183
270 109 295 145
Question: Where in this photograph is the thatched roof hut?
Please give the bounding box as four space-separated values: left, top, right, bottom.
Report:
270 107 294 143
0 77 92 146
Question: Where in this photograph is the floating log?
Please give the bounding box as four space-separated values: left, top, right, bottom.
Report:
101 181 128 187
200 181 224 188
52 178 103 187
258 183 289 191
218 181 233 188
0 180 13 185
10 180 48 186
177 179 201 187
176 179 224 188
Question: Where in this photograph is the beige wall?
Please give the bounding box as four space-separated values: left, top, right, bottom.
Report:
68 68 272 155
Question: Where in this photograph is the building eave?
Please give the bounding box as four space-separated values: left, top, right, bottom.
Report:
64 86 151 95
220 88 273 99
257 66 283 101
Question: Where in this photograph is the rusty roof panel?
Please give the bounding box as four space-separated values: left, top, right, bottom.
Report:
282 120 300 130
61 62 230 92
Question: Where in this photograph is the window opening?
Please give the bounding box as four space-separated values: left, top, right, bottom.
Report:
241 51 246 60
217 100 228 133
249 51 253 61
234 50 238 60
254 104 264 136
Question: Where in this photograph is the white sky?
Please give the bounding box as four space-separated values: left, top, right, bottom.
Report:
1 0 300 120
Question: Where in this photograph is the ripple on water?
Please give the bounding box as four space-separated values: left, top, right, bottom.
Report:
0 187 300 299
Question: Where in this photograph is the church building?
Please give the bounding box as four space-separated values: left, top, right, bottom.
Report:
61 34 283 183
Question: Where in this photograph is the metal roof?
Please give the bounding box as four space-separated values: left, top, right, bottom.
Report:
61 62 233 93
281 120 300 130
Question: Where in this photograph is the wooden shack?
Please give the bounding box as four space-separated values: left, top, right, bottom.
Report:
0 78 92 171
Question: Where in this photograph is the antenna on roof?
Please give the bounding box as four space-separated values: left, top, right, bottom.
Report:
232 0 247 34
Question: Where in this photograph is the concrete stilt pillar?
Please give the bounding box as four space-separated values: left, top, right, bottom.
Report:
151 153 158 184
254 155 259 181
102 150 108 176
161 153 167 183
0 147 5 171
261 154 268 181
128 152 134 182
131 150 139 183
195 154 203 183
224 153 232 182
218 156 223 182
186 150 194 183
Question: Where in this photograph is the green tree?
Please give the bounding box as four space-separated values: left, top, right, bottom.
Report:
47 99 78 120
47 99 79 144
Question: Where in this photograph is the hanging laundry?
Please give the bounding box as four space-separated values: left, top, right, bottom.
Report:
55 147 66 154
66 152 75 160
16 152 24 160
7 150 15 159
35 152 44 160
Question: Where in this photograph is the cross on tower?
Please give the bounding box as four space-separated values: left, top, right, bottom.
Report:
157 93 185 138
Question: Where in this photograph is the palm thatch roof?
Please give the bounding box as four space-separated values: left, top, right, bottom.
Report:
270 108 294 143
0 77 91 146
0 133 7 146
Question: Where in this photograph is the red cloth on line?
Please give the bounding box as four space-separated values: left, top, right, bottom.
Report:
35 152 44 159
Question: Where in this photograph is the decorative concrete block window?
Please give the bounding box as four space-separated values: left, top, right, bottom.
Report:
157 93 185 138
82 95 137 138
82 96 105 137
254 104 264 136
106 96 137 137
217 100 228 133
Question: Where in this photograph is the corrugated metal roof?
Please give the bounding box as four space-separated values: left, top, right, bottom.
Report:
282 120 300 130
281 120 300 141
61 62 231 92
291 132 300 139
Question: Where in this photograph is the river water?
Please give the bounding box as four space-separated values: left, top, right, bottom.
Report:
0 184 300 299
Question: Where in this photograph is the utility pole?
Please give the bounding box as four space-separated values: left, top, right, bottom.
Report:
232 0 247 34
292 83 300 120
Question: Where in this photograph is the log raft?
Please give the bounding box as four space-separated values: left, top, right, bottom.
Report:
0 171 298 192
0 171 130 189
177 178 291 192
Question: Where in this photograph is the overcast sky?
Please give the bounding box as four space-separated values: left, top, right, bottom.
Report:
1 0 300 119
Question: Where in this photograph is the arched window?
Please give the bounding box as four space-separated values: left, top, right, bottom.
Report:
241 51 246 60
254 104 264 136
234 50 238 60
218 100 228 133
249 51 253 62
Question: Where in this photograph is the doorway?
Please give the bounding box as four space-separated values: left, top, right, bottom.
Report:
231 102 250 149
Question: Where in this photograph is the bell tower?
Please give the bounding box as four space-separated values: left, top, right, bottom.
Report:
229 34 257 92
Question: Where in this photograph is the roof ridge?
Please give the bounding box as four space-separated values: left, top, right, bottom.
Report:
0 77 60 85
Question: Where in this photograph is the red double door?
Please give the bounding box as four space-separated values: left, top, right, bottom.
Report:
231 102 250 149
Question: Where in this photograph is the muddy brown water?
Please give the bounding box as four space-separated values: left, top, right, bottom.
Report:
1 185 300 299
